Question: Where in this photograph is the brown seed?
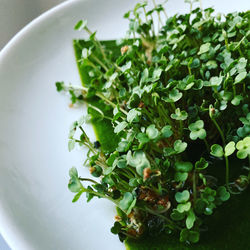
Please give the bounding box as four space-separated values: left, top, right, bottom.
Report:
69 103 74 108
127 228 137 237
211 107 215 114
121 45 129 55
89 167 95 174
143 167 151 181
138 101 144 108
115 215 122 222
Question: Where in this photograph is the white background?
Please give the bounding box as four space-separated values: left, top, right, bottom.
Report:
0 2 68 250
0 0 67 50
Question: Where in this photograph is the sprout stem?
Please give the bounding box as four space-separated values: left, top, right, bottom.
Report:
210 117 225 146
225 156 230 190
193 170 197 201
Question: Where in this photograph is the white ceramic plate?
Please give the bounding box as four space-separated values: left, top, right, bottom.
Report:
0 0 249 249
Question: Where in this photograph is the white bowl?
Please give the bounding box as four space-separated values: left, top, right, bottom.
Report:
0 0 249 249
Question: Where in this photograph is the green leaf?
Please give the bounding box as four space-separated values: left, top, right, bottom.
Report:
117 159 127 169
236 137 250 159
91 165 103 177
210 76 223 86
206 60 217 69
217 186 230 202
235 71 247 84
195 157 209 170
129 178 139 187
152 68 163 81
72 189 84 202
174 172 188 182
177 202 191 213
117 141 130 152
175 190 190 203
169 88 183 102
224 141 236 156
127 109 141 123
190 58 200 69
174 140 187 153
210 144 224 157
119 192 135 214
74 20 87 30
180 228 189 242
146 124 159 139
126 150 150 176
189 120 204 131
190 128 206 140
127 198 137 214
111 222 121 234
175 161 193 172
231 95 243 106
194 198 207 214
186 209 196 229
170 209 185 221
198 43 211 55
136 133 150 145
120 61 132 72
68 167 82 193
69 167 78 178
68 140 75 152
171 108 188 121
106 152 119 166
188 231 200 243
163 89 183 103
140 68 149 84
114 121 128 134
55 81 64 92
161 125 173 138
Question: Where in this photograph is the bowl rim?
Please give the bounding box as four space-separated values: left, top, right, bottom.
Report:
0 1 81 248
0 0 80 60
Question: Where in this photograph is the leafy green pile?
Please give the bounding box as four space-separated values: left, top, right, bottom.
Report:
56 0 250 245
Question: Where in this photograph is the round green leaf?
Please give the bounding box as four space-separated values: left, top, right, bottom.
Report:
68 140 75 152
174 172 188 182
117 159 127 169
224 141 236 156
210 144 224 157
174 140 187 153
235 71 247 84
177 202 191 213
175 190 190 203
114 121 128 134
188 231 200 243
170 209 185 221
119 192 134 211
175 161 193 172
195 157 209 170
111 222 122 235
198 43 211 55
68 168 82 193
127 109 141 123
146 124 159 139
91 165 103 177
217 186 230 202
194 198 207 214
161 125 173 138
186 209 196 229
210 76 223 86
126 150 150 176
136 133 150 145
117 141 130 152
236 137 250 159
231 95 243 106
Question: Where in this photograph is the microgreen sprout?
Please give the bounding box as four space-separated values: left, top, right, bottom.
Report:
56 0 250 246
